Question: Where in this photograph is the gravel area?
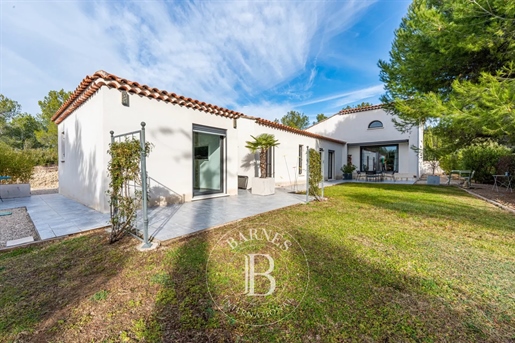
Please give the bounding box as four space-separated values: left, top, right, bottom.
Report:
467 183 515 211
0 207 40 247
416 175 515 212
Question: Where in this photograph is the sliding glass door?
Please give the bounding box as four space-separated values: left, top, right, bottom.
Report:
193 125 226 196
360 145 398 172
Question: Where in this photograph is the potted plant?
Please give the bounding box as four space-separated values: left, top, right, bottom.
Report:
341 164 357 180
245 133 280 195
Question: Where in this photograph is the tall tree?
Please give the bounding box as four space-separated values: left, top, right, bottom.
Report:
35 89 72 150
379 0 515 148
0 94 21 122
2 113 43 149
314 113 327 125
342 102 373 110
276 111 310 130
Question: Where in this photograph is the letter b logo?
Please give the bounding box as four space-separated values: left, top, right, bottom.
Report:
244 254 276 296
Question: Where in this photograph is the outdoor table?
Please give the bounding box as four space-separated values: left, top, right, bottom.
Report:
0 176 12 202
492 175 513 192
446 170 472 185
365 172 383 182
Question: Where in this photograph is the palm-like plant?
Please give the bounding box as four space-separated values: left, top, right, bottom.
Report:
245 133 280 178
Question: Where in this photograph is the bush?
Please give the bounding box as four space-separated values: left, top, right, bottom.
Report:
25 148 58 166
460 142 511 183
439 152 463 173
308 148 322 199
0 143 36 183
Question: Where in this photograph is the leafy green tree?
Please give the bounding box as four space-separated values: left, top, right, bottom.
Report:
245 134 280 178
35 89 72 150
314 113 327 125
0 94 21 123
0 95 22 139
2 113 43 149
276 111 310 130
379 0 515 148
342 102 373 110
461 142 511 183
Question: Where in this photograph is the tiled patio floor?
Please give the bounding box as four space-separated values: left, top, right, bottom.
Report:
138 189 307 241
0 194 109 240
1 179 416 246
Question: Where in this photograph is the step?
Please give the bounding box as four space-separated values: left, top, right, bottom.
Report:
6 236 34 247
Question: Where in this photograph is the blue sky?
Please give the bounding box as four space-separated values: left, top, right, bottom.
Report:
0 0 410 123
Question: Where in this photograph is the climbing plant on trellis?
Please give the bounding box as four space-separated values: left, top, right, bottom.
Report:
106 135 152 244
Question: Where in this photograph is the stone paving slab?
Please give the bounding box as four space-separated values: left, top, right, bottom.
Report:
138 189 306 242
0 194 110 240
6 236 34 247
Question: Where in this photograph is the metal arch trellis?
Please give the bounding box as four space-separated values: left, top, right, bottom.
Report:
109 122 151 249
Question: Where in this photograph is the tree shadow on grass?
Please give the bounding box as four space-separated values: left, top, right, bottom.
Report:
285 227 512 342
0 233 131 342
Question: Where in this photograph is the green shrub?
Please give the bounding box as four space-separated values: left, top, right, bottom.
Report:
439 152 463 173
25 148 58 166
460 142 511 183
0 143 36 183
308 148 322 198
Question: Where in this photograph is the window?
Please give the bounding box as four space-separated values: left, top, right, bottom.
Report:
298 145 303 174
368 120 383 129
360 145 399 172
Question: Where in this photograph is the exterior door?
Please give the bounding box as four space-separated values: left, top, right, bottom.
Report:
193 125 226 196
328 150 334 179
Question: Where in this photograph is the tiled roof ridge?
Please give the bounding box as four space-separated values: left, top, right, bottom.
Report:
51 70 245 124
305 103 384 130
253 117 346 145
337 104 383 115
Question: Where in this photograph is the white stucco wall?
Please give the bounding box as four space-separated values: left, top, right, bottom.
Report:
59 86 239 213
102 87 239 206
237 118 345 190
58 85 349 213
307 109 422 176
58 90 109 212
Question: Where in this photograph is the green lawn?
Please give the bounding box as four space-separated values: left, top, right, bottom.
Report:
1 184 514 342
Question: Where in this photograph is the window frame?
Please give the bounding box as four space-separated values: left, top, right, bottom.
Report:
368 120 384 129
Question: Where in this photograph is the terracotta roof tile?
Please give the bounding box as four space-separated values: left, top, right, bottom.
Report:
337 104 383 115
306 104 385 129
253 117 346 145
52 70 245 124
52 70 347 145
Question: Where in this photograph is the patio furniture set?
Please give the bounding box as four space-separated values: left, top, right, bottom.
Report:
492 174 513 192
355 170 397 182
445 170 512 192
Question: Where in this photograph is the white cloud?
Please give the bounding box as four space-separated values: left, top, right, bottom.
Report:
0 0 378 115
238 101 292 122
297 84 384 108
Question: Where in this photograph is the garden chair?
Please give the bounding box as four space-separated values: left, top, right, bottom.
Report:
383 171 396 182
460 170 475 188
355 171 365 181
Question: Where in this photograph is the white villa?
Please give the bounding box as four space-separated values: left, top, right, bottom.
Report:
52 71 422 213
307 105 423 177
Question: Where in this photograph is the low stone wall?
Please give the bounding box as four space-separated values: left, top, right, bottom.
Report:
0 184 31 199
